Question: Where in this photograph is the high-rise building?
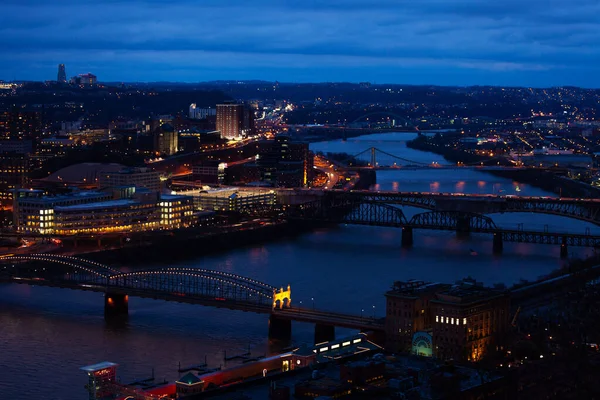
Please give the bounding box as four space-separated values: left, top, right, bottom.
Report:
216 103 254 140
57 64 67 83
258 135 313 187
153 123 178 156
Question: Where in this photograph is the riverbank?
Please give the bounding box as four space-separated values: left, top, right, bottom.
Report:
72 221 320 266
407 134 600 198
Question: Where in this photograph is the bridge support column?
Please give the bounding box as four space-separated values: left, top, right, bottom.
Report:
401 227 413 247
314 324 335 344
268 315 292 341
456 216 471 238
493 233 503 254
560 239 568 259
104 292 128 318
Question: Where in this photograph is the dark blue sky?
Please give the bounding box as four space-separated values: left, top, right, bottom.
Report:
2 0 600 87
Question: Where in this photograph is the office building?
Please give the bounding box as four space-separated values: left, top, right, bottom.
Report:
98 167 161 193
0 153 30 206
153 123 178 156
0 107 42 141
189 104 216 120
57 64 67 83
14 188 195 235
385 278 510 362
216 103 254 140
174 187 276 213
258 135 313 187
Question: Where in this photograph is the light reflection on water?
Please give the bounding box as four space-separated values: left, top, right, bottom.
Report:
1 132 597 399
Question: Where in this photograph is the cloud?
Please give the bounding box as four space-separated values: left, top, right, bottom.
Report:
0 0 599 86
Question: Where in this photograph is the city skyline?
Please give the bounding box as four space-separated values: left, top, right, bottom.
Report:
1 0 600 87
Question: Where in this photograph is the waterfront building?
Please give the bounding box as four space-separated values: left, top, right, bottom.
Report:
13 187 195 234
57 64 67 83
53 198 159 235
184 187 277 212
385 278 510 362
158 194 195 229
98 167 161 193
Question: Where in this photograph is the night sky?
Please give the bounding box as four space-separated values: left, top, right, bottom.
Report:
2 0 600 86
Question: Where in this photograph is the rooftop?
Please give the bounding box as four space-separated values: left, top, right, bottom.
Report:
80 361 118 372
55 199 137 212
432 278 506 305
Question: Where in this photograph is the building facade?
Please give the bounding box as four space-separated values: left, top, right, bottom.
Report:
385 278 510 362
258 135 313 187
98 167 161 193
216 103 254 140
14 188 195 235
153 123 178 156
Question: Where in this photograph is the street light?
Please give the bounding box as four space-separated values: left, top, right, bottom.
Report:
361 309 364 319
372 305 376 319
312 297 315 310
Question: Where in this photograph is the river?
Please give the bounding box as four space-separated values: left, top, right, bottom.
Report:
1 132 598 399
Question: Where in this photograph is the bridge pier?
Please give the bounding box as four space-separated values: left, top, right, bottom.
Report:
560 239 568 259
493 233 503 254
268 315 292 341
401 227 413 247
314 324 335 344
104 292 128 318
456 215 471 238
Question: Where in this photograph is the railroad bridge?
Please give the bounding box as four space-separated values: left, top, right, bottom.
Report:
0 254 383 343
280 189 600 257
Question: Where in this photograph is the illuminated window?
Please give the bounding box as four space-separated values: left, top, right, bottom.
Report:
446 317 449 324
436 315 439 322
451 318 454 325
463 318 467 325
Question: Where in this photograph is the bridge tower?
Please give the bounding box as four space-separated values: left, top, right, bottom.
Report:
272 285 291 309
370 147 377 168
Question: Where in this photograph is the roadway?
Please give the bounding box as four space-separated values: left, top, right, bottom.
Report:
272 307 385 331
314 155 340 189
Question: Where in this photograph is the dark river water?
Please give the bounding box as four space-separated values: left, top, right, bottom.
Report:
1 132 598 399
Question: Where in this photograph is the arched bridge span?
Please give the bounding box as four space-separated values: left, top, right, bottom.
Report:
0 255 278 310
316 190 600 226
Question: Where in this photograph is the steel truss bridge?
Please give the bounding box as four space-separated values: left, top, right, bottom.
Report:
284 190 600 253
334 146 514 170
0 254 384 332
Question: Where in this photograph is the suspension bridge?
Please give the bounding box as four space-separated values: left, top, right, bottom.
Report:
0 254 384 342
329 146 516 170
